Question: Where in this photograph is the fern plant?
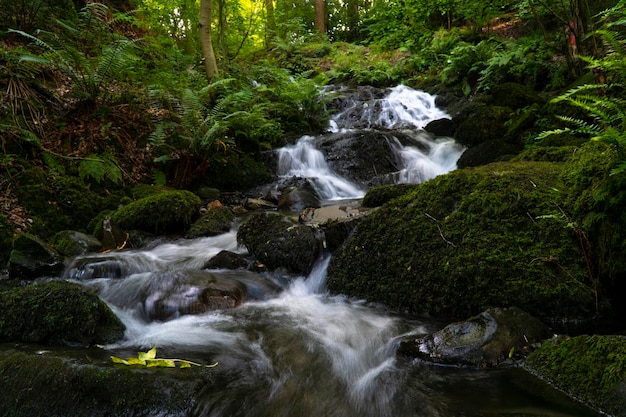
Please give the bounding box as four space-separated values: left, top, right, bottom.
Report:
9 3 139 105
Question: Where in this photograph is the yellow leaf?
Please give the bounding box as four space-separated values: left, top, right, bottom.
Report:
138 347 157 361
111 356 128 365
179 362 192 368
126 357 147 366
146 359 176 368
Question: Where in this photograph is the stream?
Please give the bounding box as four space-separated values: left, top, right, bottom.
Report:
63 85 597 416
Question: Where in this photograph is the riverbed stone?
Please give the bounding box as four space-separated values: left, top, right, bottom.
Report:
8 233 65 280
51 230 102 256
111 190 201 235
186 205 235 238
0 280 125 346
237 212 321 275
398 307 553 367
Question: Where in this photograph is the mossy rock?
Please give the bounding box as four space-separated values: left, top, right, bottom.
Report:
0 280 125 346
237 212 321 275
0 349 212 417
515 146 579 163
51 230 102 257
456 139 521 168
454 105 512 147
8 233 65 280
112 190 201 235
559 141 626 314
361 184 420 208
526 335 626 416
186 206 235 238
327 161 598 325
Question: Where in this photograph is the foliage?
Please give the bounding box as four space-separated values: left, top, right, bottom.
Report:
111 347 219 368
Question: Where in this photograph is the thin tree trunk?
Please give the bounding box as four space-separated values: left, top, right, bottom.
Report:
199 0 219 79
314 0 326 35
265 0 276 47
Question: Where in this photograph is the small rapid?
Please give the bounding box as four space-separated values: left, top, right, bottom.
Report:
276 85 465 200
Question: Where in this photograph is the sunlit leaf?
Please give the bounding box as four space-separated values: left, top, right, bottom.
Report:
111 356 128 365
138 347 157 361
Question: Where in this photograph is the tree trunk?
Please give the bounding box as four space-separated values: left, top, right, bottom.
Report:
265 0 276 47
199 0 219 79
314 0 326 35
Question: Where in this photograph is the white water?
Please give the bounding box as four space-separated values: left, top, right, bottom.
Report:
277 85 465 200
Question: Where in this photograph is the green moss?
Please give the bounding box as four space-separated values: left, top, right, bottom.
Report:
238 212 321 275
454 105 512 147
0 349 212 417
488 82 546 109
186 206 235 238
361 184 419 208
526 335 626 415
0 280 125 346
112 190 201 235
328 161 597 323
515 146 579 163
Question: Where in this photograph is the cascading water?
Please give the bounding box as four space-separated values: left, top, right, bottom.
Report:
57 86 595 417
276 85 465 200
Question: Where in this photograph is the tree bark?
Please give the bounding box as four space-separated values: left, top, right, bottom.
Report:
199 0 219 79
314 0 326 35
265 0 276 47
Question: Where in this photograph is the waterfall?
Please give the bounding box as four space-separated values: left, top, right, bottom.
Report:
277 85 465 200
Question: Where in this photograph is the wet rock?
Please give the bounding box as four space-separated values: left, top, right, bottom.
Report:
238 212 321 275
0 280 125 346
186 205 235 238
112 190 201 235
398 307 552 367
244 198 277 211
204 250 250 270
51 230 101 257
143 269 279 321
8 233 65 280
424 118 456 137
299 204 374 251
277 185 321 212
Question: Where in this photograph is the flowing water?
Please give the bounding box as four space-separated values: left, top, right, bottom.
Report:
63 86 598 416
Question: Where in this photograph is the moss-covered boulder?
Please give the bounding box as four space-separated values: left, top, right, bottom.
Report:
8 233 65 279
186 205 235 238
0 349 213 417
237 212 321 275
398 307 552 367
525 335 626 416
51 230 102 256
454 105 512 147
328 161 598 326
0 280 125 346
112 190 201 235
361 184 420 208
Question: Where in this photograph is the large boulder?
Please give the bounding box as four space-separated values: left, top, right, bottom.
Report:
237 212 321 275
0 349 213 417
0 280 125 346
526 335 626 416
398 307 553 367
112 190 201 235
327 160 599 328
